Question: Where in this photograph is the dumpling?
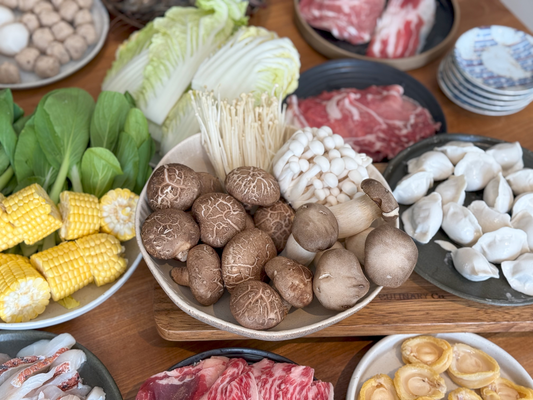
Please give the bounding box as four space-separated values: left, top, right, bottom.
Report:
393 171 434 205
506 168 533 195
511 210 533 249
407 151 454 181
502 253 533 295
472 227 529 263
434 141 484 164
454 152 502 191
512 192 533 217
452 247 500 282
468 201 512 233
402 192 443 244
483 173 513 213
435 175 467 206
486 142 523 170
502 158 524 177
442 203 483 246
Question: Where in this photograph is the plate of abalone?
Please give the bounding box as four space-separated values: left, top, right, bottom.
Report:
346 333 533 400
384 134 533 306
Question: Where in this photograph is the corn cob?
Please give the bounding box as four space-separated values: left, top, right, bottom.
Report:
0 253 28 265
77 233 127 286
4 184 62 246
100 188 139 241
59 191 101 241
0 256 50 323
30 241 93 301
0 194 23 251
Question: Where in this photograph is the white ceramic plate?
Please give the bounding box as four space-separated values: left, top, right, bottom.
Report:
346 333 533 400
0 240 142 330
0 0 109 90
136 133 391 341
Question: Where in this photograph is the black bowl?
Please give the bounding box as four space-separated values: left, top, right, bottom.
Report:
384 133 533 306
0 330 121 400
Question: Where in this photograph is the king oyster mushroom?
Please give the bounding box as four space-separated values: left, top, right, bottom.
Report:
358 374 399 400
314 241 344 265
448 343 500 389
141 209 200 261
364 224 418 288
170 266 189 286
345 227 374 265
186 244 224 306
197 171 223 196
230 280 286 330
225 166 280 207
480 378 533 400
280 203 338 266
254 200 295 252
221 228 276 292
147 163 201 211
393 364 446 400
264 256 313 308
192 192 247 248
449 388 483 400
313 248 369 311
401 336 453 374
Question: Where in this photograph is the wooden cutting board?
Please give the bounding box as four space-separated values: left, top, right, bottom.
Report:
153 271 533 341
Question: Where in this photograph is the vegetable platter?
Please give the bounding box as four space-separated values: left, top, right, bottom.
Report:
0 87 154 328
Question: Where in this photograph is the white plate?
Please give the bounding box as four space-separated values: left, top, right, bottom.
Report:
136 133 391 341
0 0 109 90
0 240 142 330
346 333 533 400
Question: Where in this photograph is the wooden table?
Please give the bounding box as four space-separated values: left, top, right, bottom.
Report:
10 0 533 399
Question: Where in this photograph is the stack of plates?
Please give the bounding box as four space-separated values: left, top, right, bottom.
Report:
437 25 533 116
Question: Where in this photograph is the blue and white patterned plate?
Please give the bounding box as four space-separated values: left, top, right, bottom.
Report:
454 26 533 93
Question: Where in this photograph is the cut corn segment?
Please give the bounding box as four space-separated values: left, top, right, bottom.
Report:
77 233 127 286
0 194 23 251
4 184 62 246
59 191 101 241
30 241 93 301
0 257 50 323
0 254 28 266
100 188 139 241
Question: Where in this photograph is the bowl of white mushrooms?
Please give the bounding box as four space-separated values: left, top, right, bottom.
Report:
384 133 533 306
0 0 109 88
135 129 419 341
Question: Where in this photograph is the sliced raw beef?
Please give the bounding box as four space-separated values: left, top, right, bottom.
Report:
286 86 440 162
367 0 437 58
276 365 315 398
203 358 249 400
302 381 335 400
299 0 386 45
252 360 297 400
136 356 229 400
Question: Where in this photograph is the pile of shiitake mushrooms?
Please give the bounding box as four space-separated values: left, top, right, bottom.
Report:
140 163 419 330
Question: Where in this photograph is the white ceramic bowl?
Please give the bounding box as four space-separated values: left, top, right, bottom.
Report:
136 133 393 341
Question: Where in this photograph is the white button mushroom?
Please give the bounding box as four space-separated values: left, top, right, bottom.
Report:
0 61 20 83
21 12 40 33
63 33 86 60
0 23 30 56
0 5 14 27
15 47 40 71
46 41 70 64
34 55 60 78
32 27 54 52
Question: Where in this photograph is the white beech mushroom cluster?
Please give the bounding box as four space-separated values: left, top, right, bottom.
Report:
0 0 97 83
273 126 373 209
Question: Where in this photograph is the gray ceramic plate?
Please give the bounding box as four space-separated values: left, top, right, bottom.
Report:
0 330 121 399
384 134 533 306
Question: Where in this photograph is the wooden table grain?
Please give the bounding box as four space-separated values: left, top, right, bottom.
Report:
9 0 533 399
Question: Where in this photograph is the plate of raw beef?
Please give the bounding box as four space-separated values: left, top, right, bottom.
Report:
294 0 459 71
286 59 446 162
136 348 335 399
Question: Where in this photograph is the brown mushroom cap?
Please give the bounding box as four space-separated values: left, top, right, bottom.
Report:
192 193 247 248
254 201 295 252
187 244 224 306
265 257 313 308
230 280 286 330
313 248 369 311
364 224 418 288
361 179 399 224
147 163 201 211
197 171 224 196
225 166 280 207
170 266 189 286
345 227 375 265
221 228 276 292
141 209 200 261
244 213 255 230
292 203 339 252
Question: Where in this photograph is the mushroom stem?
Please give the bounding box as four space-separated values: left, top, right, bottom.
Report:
279 234 316 266
329 194 382 238
170 266 189 287
314 241 344 265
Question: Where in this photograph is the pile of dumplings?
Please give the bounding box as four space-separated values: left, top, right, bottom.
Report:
393 140 533 295
357 335 533 400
